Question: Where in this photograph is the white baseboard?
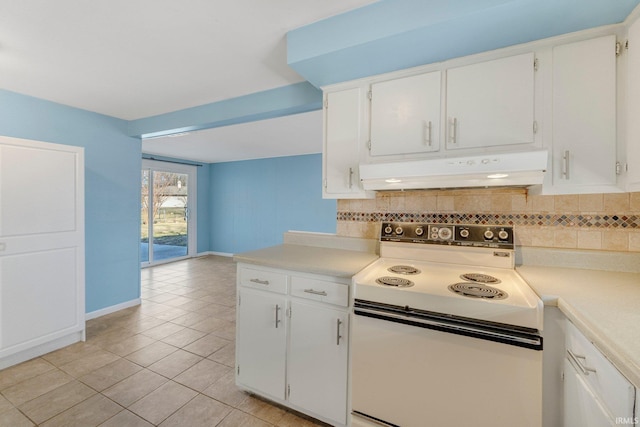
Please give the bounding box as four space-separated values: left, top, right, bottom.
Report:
85 298 141 321
197 251 234 257
0 332 84 370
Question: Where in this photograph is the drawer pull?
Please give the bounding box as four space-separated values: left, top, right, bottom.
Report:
250 278 270 286
304 288 328 296
567 349 597 375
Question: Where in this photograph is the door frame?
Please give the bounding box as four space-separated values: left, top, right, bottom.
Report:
141 159 197 267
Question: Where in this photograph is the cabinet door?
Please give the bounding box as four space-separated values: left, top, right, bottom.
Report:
236 288 287 399
446 52 535 150
288 300 348 425
551 35 617 191
563 358 615 427
626 19 640 191
0 137 84 360
323 88 371 198
370 71 441 156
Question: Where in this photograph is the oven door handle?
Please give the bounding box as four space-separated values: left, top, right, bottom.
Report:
354 307 542 351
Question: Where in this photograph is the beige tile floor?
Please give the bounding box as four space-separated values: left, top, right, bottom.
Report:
0 256 327 426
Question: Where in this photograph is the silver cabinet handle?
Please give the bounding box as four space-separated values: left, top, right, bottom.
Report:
423 120 432 146
336 319 343 345
275 304 281 329
449 117 457 144
250 278 269 285
562 150 570 179
303 289 327 296
348 167 354 189
567 349 596 375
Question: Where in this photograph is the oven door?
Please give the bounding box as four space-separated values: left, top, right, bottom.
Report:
351 300 542 427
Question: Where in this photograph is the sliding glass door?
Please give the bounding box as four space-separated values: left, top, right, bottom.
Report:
141 160 196 266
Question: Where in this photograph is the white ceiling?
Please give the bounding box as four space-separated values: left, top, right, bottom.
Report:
0 0 377 162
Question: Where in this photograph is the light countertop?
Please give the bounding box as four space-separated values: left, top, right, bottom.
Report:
517 265 640 388
234 244 379 278
233 232 379 279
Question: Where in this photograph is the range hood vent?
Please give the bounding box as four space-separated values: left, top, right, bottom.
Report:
359 150 548 191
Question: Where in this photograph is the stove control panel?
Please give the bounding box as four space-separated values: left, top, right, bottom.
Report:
380 222 514 249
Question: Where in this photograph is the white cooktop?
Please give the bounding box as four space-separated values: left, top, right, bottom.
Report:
353 256 543 331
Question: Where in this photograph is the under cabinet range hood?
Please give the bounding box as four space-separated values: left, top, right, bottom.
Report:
359 150 548 191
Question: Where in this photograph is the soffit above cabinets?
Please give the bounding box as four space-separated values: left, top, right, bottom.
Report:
287 0 640 87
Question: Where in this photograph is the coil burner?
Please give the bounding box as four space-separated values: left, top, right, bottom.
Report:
460 273 501 284
448 282 508 300
388 265 421 275
376 276 415 288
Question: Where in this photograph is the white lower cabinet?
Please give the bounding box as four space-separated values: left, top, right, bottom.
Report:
237 287 287 399
236 264 350 426
563 357 615 427
563 320 636 426
288 300 349 425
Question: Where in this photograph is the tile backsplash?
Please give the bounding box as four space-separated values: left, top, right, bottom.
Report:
336 189 640 252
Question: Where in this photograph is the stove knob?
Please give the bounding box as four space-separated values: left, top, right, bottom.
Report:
498 230 509 240
459 229 470 238
395 226 404 235
415 227 424 236
384 225 393 234
484 230 494 240
430 226 439 239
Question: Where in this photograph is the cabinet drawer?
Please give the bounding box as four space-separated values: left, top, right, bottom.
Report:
239 266 288 294
290 277 349 307
565 320 635 419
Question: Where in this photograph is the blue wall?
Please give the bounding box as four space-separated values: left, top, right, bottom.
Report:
209 154 336 254
0 90 141 313
0 91 336 313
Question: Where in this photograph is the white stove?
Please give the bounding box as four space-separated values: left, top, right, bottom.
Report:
351 223 544 427
353 228 543 330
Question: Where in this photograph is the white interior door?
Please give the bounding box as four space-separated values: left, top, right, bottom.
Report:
0 136 85 361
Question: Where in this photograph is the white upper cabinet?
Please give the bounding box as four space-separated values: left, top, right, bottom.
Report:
446 53 536 150
369 71 441 156
322 26 627 196
323 87 373 199
550 35 618 193
627 17 640 191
